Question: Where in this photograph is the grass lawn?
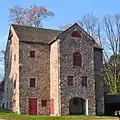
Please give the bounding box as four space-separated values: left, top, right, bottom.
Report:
0 108 118 120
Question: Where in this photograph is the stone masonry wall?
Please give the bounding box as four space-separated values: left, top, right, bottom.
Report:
59 25 96 115
4 26 20 113
19 42 50 115
94 48 104 115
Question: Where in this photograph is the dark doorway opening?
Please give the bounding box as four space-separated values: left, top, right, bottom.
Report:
105 103 120 116
69 97 86 115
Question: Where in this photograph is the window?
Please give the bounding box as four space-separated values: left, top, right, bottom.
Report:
68 76 74 86
6 102 8 108
6 63 8 68
14 80 16 89
14 54 16 61
30 78 36 87
30 51 35 58
82 76 87 87
10 101 12 108
71 31 81 38
8 30 13 40
42 100 47 106
73 52 82 67
73 98 78 105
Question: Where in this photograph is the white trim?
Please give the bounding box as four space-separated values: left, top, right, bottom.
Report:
85 99 88 115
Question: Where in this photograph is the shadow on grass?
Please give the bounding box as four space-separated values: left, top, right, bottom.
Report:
0 108 12 113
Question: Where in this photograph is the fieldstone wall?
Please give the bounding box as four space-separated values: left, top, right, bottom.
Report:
94 48 104 115
4 24 105 116
4 26 20 113
19 42 50 115
59 25 96 115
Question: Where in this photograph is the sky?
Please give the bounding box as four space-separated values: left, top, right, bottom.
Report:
0 0 120 51
0 0 120 71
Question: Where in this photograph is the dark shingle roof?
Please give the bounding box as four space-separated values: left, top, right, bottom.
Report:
12 24 102 49
12 24 62 44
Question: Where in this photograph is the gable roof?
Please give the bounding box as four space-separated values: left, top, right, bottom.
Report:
11 24 102 49
12 24 62 44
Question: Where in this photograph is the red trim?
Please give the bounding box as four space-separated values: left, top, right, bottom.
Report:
50 99 54 114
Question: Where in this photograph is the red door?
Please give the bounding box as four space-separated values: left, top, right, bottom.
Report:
29 98 37 115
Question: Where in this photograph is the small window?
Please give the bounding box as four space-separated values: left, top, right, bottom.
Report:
6 63 8 68
10 101 12 108
8 30 13 40
82 76 87 87
14 80 16 89
73 98 78 105
14 54 16 61
42 100 47 106
30 51 35 58
30 78 36 87
71 31 81 38
6 102 8 108
68 76 74 86
73 52 82 67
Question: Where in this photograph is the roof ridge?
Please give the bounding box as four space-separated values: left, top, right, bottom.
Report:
11 24 62 32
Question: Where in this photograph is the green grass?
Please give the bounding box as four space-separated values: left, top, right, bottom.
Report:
0 108 118 120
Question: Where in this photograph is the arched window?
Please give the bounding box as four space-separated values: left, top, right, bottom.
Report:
71 31 81 38
73 52 82 66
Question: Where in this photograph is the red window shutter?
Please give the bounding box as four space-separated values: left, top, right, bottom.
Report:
50 99 54 114
30 78 36 87
73 52 82 67
35 51 40 58
71 31 81 37
30 51 35 58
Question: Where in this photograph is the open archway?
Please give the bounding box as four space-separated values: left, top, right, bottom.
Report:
69 97 86 115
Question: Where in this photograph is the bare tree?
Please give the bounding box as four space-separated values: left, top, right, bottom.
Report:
9 5 54 27
9 5 26 25
58 24 72 31
103 15 120 95
78 13 102 40
79 13 120 95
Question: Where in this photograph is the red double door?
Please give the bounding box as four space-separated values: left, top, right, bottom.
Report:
29 98 37 115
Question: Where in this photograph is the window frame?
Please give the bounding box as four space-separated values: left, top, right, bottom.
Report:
30 78 36 87
14 80 16 89
71 31 82 38
81 76 87 87
14 54 16 61
73 52 82 67
29 51 36 58
41 100 47 107
68 76 74 86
